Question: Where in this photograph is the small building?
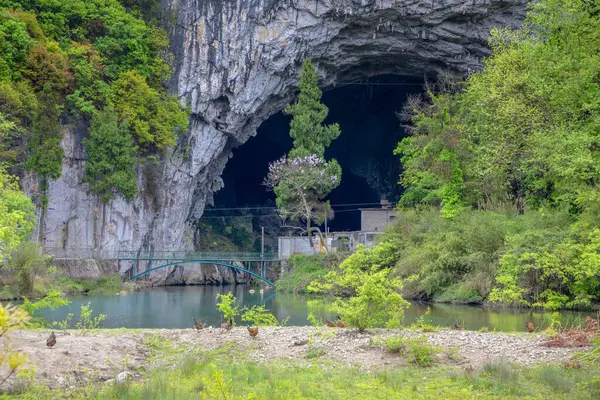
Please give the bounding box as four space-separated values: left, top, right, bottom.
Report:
359 207 397 233
277 202 398 259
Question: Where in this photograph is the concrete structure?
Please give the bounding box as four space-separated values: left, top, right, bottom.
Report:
277 204 401 258
359 208 397 232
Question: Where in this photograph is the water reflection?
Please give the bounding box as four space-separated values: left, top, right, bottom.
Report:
32 285 595 331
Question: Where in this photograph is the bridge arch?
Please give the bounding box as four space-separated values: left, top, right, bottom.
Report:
130 260 276 288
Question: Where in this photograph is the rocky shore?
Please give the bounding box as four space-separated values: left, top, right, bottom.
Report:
3 327 579 390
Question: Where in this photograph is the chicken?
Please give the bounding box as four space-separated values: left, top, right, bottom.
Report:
221 318 233 332
247 326 259 338
46 331 56 348
526 321 535 333
194 319 205 330
325 319 337 327
452 321 464 330
335 316 347 328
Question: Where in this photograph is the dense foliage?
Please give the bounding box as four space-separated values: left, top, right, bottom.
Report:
309 242 409 331
266 60 341 244
389 0 600 309
83 108 137 202
0 0 188 203
0 165 34 261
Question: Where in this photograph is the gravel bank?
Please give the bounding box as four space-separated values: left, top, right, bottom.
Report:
1 327 579 390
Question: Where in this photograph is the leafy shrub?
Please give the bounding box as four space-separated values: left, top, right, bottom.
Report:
20 289 69 316
309 242 409 332
0 303 30 388
74 302 106 334
3 242 52 296
241 305 278 327
216 293 239 325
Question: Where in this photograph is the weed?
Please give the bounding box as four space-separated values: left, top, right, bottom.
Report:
409 307 438 332
385 336 440 367
483 359 518 382
406 337 440 367
445 346 461 362
385 337 409 354
305 348 326 359
75 302 106 334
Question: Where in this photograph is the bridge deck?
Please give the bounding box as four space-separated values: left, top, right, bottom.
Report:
117 251 279 262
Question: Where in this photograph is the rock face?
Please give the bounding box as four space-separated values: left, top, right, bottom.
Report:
27 0 527 282
164 262 251 285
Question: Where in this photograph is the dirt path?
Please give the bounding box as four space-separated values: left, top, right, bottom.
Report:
0 328 578 391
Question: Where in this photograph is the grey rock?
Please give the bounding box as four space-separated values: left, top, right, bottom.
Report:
27 0 527 283
116 371 133 383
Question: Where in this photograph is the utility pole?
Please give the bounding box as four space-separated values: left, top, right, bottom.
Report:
324 213 328 253
261 226 265 257
261 226 265 278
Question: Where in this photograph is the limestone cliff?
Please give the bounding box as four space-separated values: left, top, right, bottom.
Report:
28 0 527 282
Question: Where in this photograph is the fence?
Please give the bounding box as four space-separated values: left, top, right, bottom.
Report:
44 247 120 260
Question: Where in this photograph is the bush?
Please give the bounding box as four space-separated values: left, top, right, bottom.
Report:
0 303 30 388
3 242 53 296
241 305 278 327
216 293 239 325
309 243 410 332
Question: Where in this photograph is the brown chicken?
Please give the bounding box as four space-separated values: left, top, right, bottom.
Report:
452 321 464 330
335 317 347 328
325 319 337 327
221 318 233 332
194 319 205 330
247 326 259 338
46 331 56 348
526 321 535 333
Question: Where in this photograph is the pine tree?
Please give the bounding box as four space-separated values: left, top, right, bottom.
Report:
266 59 342 251
284 59 340 157
83 107 137 203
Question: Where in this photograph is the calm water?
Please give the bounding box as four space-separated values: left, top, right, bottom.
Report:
32 285 596 331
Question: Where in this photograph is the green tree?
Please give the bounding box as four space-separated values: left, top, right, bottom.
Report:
267 60 342 248
83 107 137 203
284 59 340 158
0 165 35 261
264 155 341 249
308 241 410 331
109 70 189 152
25 85 64 181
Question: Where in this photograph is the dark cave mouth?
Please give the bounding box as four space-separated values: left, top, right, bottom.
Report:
211 74 426 232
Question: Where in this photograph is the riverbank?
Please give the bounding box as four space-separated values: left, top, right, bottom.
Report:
2 327 597 398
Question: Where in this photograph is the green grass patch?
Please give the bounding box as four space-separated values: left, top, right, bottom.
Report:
385 336 440 367
277 254 346 293
57 275 123 296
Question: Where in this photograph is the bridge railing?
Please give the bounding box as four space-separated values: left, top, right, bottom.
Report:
117 251 280 262
44 247 120 260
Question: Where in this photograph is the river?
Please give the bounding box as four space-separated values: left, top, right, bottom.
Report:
32 285 596 331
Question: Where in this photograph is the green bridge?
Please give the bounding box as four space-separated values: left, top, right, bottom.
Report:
118 251 279 288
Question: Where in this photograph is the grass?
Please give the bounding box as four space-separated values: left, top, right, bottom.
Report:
7 332 600 399
277 254 346 293
57 275 124 296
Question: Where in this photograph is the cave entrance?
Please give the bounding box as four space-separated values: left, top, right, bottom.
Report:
211 74 425 234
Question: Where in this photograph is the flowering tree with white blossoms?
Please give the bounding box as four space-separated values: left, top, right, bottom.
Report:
264 155 341 251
